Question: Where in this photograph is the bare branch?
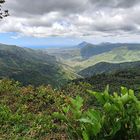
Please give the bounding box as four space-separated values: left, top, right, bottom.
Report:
0 0 9 19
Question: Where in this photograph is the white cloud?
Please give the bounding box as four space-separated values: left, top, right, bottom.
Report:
0 0 140 39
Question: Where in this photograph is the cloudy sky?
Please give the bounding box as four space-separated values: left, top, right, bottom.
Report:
0 0 140 47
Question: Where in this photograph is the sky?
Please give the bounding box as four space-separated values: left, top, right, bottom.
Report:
0 0 140 48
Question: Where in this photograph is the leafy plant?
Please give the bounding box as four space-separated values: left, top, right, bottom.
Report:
53 96 102 140
55 86 140 140
89 86 140 139
0 79 140 139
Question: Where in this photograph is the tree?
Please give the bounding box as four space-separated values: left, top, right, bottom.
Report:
0 0 9 19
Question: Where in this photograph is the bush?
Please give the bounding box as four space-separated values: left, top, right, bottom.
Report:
54 86 140 140
0 79 65 139
0 79 140 139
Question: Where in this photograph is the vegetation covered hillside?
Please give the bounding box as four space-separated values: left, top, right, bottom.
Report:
79 61 140 77
77 46 140 70
80 43 140 59
75 69 140 93
0 79 140 140
0 44 77 87
47 42 140 71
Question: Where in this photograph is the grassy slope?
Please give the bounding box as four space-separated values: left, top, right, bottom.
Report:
60 47 140 71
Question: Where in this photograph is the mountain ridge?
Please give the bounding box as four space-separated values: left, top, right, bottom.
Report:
46 42 140 71
0 43 78 87
78 61 140 77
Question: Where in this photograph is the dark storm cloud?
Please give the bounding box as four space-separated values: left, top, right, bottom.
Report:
89 0 140 8
6 0 140 16
5 0 87 16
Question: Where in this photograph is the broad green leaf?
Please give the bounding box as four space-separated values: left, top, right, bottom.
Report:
104 103 111 112
62 106 70 113
52 112 66 121
82 131 89 140
120 94 129 104
79 118 93 124
71 96 83 110
88 90 105 104
121 87 128 95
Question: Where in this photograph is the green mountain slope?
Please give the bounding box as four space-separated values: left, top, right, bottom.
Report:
74 61 140 93
78 46 140 69
46 42 140 71
79 61 140 77
0 44 77 87
80 42 140 58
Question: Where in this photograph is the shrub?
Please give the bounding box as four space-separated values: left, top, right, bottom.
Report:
54 86 140 140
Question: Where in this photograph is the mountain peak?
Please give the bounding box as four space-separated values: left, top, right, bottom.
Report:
77 41 93 48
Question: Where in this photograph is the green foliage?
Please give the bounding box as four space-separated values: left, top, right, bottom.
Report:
0 104 53 139
75 68 140 93
55 86 140 140
53 95 102 140
0 79 65 139
78 61 140 77
0 44 76 88
0 79 140 139
89 86 140 139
